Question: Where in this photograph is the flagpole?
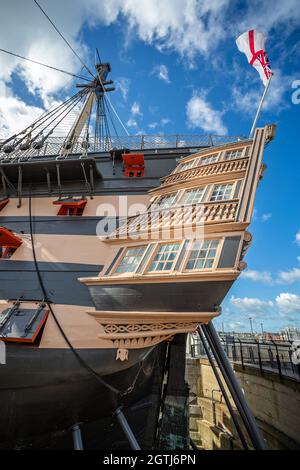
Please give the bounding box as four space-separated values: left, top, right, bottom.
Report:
249 74 272 138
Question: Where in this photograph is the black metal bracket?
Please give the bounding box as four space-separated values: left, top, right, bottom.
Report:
114 407 141 450
17 165 22 208
199 322 267 450
0 167 17 195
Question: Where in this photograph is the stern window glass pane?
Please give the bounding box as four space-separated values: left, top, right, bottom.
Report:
210 183 234 202
178 161 194 172
185 240 219 270
223 149 243 160
200 154 219 165
115 246 146 273
148 243 181 272
157 193 178 209
180 187 205 205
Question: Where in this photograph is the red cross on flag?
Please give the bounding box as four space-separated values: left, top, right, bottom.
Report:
236 30 273 86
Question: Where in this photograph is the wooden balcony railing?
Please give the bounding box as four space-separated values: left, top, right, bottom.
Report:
160 157 248 186
107 200 239 239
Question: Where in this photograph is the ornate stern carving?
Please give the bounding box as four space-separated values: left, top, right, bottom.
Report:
87 310 219 360
265 124 277 142
241 231 252 256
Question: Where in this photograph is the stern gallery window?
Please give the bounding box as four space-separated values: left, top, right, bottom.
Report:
115 246 147 273
185 240 219 270
148 243 181 272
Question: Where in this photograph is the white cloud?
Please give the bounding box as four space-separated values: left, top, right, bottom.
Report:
261 213 272 222
152 64 171 83
116 0 230 62
148 122 158 129
161 118 171 126
126 118 138 128
275 293 300 314
186 93 227 135
228 292 300 321
239 0 300 35
0 1 88 98
98 0 300 63
240 269 273 284
1 0 299 137
276 268 300 285
0 0 91 136
0 81 44 137
115 77 131 101
131 101 143 116
147 118 170 131
296 230 300 246
230 295 274 314
228 321 244 331
231 69 293 115
240 266 300 285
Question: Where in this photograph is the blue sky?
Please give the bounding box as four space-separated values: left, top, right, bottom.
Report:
0 0 299 332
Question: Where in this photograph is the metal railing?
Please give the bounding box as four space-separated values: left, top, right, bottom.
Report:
190 335 300 382
0 134 246 163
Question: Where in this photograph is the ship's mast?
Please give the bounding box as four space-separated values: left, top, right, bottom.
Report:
61 62 115 156
0 61 118 159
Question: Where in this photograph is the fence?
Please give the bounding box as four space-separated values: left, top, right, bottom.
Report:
190 335 300 382
0 134 246 163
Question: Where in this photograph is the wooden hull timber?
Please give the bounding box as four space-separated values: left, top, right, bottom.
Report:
0 125 276 447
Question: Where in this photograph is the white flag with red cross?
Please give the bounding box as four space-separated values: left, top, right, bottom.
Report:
236 30 273 86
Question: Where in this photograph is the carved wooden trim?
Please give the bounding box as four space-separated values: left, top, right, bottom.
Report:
159 158 248 188
79 270 238 285
169 140 252 168
105 200 240 241
87 310 218 360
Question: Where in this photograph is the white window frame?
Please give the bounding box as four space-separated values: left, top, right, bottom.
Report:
198 153 220 166
172 146 249 175
223 148 244 161
182 238 223 272
179 160 196 172
112 245 148 275
173 157 198 174
145 241 184 274
177 186 207 206
155 191 179 209
207 181 239 202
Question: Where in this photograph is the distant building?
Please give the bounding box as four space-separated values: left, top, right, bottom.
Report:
279 327 300 342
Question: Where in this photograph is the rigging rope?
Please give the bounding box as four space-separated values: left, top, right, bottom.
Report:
94 66 130 137
1 89 87 152
28 189 120 395
33 0 95 79
28 189 146 400
0 48 89 81
105 93 130 137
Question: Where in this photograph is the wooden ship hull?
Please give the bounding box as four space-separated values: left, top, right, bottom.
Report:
0 60 276 448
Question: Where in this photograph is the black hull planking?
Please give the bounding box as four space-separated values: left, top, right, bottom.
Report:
0 342 159 448
87 280 234 312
